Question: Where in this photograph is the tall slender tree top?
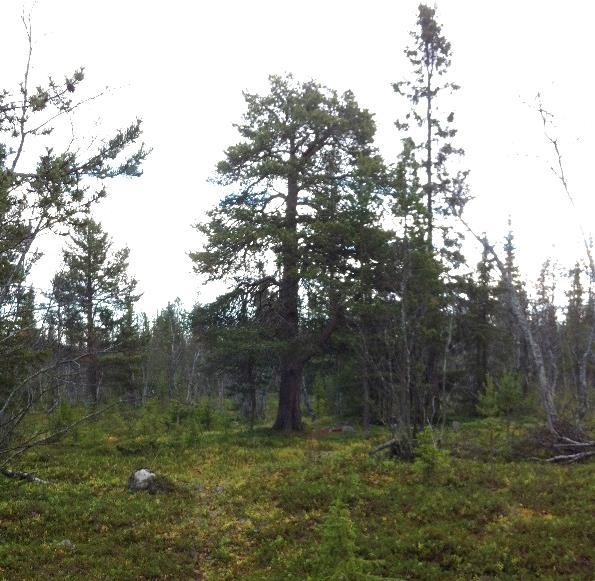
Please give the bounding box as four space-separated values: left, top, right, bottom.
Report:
393 4 468 258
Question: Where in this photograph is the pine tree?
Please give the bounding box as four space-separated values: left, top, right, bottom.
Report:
51 218 138 402
192 74 380 431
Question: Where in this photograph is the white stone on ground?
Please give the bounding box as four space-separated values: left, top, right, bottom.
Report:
129 468 156 490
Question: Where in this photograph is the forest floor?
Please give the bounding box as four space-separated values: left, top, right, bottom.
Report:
0 403 593 580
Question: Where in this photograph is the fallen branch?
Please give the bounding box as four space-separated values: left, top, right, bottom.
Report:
560 436 595 447
545 450 595 464
553 440 595 449
0 467 48 484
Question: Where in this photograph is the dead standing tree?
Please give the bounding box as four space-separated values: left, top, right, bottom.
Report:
537 97 594 422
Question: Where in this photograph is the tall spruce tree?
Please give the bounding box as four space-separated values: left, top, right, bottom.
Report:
393 3 468 255
389 4 468 432
494 221 529 383
465 243 496 397
51 218 138 402
192 75 380 431
386 138 445 434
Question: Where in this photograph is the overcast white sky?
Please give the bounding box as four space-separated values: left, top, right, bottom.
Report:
4 0 595 314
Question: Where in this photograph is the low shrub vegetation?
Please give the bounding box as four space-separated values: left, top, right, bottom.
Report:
0 404 593 579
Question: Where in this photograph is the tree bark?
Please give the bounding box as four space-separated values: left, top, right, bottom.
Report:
273 355 304 431
86 353 99 403
273 166 304 431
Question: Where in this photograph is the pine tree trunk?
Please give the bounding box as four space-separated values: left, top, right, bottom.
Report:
86 354 99 403
273 355 304 431
245 363 256 430
273 168 304 431
249 383 256 430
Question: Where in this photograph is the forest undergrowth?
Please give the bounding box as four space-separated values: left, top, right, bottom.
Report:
0 403 593 580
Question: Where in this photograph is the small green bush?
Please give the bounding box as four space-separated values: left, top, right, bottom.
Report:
313 500 369 580
413 426 452 483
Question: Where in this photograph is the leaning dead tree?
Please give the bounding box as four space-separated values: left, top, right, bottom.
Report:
459 216 558 429
537 96 594 422
456 212 594 462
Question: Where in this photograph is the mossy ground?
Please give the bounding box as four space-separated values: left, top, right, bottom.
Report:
0 405 593 580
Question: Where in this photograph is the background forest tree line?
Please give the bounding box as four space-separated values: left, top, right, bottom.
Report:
1 6 593 475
